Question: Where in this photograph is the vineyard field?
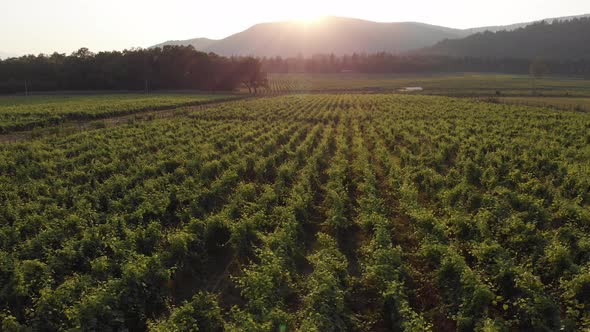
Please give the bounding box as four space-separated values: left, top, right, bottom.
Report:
0 94 236 133
1 94 590 331
267 73 590 97
497 96 590 112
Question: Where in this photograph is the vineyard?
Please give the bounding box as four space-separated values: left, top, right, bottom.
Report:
266 73 590 97
0 94 235 133
497 96 590 112
1 94 590 331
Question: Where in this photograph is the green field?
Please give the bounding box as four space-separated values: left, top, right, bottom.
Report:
1 94 589 331
268 73 590 97
1 73 588 136
498 96 590 112
0 94 237 133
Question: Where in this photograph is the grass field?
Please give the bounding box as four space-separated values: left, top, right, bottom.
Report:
1 94 589 331
267 73 590 97
0 93 237 133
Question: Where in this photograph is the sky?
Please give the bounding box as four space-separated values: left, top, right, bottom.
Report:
1 0 589 55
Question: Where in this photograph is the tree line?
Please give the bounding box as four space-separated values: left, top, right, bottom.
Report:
260 53 590 77
3 42 590 95
0 46 267 94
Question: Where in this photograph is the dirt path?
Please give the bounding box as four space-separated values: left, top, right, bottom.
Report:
0 96 250 144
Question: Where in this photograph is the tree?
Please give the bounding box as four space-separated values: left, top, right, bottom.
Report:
239 57 268 94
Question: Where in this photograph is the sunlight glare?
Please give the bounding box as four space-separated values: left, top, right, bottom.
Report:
287 3 328 24
297 13 325 24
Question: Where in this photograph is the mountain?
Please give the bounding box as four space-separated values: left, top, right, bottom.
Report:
153 14 590 58
154 16 466 56
420 17 590 59
205 18 467 56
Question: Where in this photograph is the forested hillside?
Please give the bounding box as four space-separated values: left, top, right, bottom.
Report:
423 18 590 60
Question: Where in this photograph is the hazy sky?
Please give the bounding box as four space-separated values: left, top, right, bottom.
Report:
1 0 589 55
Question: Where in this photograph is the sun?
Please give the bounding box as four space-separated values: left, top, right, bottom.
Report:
297 13 324 23
288 7 327 24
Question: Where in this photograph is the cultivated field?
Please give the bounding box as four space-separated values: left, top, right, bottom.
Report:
498 96 590 112
267 73 590 97
0 94 236 133
1 94 589 331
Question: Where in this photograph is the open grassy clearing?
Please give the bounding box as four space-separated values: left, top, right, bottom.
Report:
0 93 238 133
1 94 589 331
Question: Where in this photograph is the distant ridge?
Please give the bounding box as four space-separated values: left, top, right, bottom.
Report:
153 14 590 57
420 16 590 59
465 13 590 34
153 16 465 56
